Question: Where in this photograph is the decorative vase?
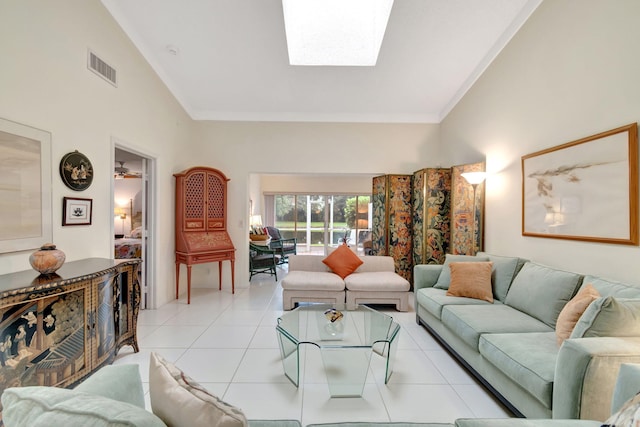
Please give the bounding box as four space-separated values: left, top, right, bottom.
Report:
29 243 66 275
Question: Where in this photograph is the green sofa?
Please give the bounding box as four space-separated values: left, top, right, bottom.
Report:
1 360 638 426
413 252 640 421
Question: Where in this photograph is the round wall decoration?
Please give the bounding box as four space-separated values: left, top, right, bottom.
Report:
59 150 94 191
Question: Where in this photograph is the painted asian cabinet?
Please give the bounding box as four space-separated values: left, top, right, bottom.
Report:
412 168 452 265
0 258 140 410
371 174 413 283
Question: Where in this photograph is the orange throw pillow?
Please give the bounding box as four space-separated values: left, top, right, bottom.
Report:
446 262 494 303
556 284 600 345
322 245 363 279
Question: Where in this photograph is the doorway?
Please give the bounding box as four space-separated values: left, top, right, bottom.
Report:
112 142 156 309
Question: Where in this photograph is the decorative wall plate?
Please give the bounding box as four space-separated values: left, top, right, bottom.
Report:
59 150 93 191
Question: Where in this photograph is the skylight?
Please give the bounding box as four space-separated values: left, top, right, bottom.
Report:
282 0 394 66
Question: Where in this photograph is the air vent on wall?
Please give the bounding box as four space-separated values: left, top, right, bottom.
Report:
87 49 117 87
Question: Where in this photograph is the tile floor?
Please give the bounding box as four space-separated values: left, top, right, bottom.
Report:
115 267 512 425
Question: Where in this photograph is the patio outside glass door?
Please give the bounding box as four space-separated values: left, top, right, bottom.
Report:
273 194 371 255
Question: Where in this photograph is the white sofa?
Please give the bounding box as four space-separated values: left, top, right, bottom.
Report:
282 254 410 311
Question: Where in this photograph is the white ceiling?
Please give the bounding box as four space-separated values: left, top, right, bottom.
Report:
101 0 541 124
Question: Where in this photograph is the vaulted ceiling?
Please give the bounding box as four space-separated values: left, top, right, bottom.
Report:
101 0 541 123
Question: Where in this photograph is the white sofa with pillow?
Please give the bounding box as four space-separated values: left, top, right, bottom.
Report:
281 246 410 311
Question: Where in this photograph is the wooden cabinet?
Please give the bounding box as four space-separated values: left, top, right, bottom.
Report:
174 167 235 303
0 258 140 409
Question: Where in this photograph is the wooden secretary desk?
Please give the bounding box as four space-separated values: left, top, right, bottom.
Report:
174 166 236 304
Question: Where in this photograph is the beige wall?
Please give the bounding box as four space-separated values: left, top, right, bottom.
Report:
0 0 440 303
192 121 440 287
440 0 640 284
8 0 637 306
260 174 374 196
0 0 192 306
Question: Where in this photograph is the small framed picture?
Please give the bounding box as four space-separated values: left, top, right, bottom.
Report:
63 197 93 226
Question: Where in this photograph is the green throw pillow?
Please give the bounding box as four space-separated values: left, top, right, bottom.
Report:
1 386 165 427
504 262 582 328
570 297 640 339
75 364 145 409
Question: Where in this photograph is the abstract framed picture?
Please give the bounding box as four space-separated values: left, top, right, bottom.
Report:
63 197 93 226
522 123 638 245
0 118 52 253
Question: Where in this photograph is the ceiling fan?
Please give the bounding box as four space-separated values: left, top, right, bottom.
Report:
114 161 142 179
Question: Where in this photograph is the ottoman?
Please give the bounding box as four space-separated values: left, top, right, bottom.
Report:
345 271 411 311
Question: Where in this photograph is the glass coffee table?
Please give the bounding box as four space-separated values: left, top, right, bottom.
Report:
276 303 400 397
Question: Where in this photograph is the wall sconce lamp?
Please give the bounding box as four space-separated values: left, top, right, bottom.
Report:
461 171 487 255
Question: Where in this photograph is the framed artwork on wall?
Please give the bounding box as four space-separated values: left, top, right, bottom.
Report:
59 150 93 191
63 197 93 226
522 123 638 245
0 118 52 253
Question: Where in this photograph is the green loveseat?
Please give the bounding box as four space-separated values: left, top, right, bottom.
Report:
413 252 640 421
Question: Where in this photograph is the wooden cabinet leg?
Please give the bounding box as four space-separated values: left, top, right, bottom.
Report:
175 262 180 299
218 261 223 291
231 260 235 294
187 265 192 305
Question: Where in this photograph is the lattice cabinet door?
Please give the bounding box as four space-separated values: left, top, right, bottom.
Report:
206 170 227 230
183 170 207 231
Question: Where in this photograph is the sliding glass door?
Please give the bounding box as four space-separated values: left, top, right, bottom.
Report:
273 194 371 255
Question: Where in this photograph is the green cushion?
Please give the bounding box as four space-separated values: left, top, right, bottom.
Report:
505 262 583 328
612 363 640 413
440 305 553 350
416 287 500 320
1 386 166 427
248 421 302 427
307 423 451 427
434 254 489 290
455 419 600 427
581 275 640 299
75 364 145 409
479 332 558 409
476 252 528 301
570 297 640 339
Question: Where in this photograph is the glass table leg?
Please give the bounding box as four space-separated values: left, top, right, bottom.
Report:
320 347 372 397
277 331 300 387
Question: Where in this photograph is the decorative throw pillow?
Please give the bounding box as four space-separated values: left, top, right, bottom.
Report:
570 297 640 339
149 352 248 427
322 244 363 279
602 392 640 426
555 284 600 345
74 363 146 409
445 262 494 303
434 254 490 290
